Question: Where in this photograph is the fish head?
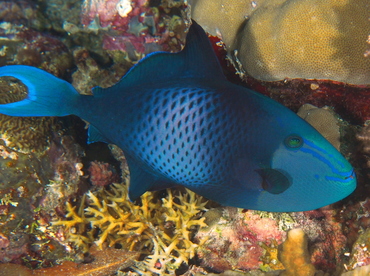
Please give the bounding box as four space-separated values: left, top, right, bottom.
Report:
256 113 356 212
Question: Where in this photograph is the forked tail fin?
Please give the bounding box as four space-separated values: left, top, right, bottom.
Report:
0 65 79 117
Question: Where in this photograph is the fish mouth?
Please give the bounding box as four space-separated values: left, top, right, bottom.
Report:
346 169 356 180
325 168 356 184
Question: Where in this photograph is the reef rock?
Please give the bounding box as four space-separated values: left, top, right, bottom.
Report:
346 228 370 271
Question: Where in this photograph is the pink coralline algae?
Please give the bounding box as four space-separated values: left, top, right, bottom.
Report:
88 161 119 186
0 231 29 263
80 0 190 58
291 209 348 272
81 0 149 29
195 204 361 274
195 207 286 272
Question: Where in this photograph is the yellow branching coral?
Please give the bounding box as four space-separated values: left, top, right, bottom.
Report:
53 183 208 274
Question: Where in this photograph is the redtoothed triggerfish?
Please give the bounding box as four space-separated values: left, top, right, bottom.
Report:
0 21 356 212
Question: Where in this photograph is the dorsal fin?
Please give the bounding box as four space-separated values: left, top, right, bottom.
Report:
92 20 226 96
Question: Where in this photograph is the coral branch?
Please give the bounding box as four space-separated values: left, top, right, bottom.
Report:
53 184 208 274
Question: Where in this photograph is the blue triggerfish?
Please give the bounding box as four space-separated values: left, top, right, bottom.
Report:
0 21 356 212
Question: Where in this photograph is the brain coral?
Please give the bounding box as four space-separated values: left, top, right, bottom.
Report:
190 0 265 49
237 0 370 85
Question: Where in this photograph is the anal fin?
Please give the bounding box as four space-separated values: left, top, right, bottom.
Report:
126 155 161 201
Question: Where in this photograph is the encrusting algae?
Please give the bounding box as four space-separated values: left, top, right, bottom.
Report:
52 179 208 275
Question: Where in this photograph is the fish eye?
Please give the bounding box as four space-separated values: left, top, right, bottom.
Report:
284 135 303 149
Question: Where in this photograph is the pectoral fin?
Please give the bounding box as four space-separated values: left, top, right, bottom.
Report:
256 168 292 194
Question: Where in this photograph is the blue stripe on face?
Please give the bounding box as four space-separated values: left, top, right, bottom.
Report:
325 169 355 183
301 138 352 180
303 139 346 168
